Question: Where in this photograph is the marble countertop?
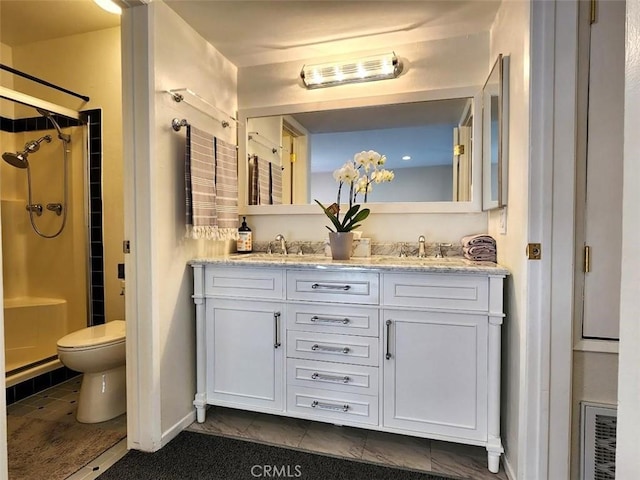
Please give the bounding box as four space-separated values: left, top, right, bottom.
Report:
190 253 510 275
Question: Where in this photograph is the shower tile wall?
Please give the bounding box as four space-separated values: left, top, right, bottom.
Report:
1 109 105 404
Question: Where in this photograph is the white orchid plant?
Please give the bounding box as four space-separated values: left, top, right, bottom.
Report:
315 150 395 233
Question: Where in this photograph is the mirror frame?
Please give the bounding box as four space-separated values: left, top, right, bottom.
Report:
238 87 483 215
482 54 509 210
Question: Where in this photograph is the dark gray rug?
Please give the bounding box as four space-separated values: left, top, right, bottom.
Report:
97 431 461 480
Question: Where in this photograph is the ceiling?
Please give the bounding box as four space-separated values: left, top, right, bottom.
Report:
1 1 500 67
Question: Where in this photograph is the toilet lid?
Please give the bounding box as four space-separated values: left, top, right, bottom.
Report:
57 320 126 349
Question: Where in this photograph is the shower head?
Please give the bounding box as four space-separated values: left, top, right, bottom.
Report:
2 152 28 169
36 108 71 142
1 135 52 169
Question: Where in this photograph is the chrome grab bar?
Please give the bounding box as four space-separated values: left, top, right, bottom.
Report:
311 344 350 354
310 315 350 325
311 283 351 291
311 400 349 412
311 372 350 384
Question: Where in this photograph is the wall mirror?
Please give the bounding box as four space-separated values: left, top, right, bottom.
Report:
482 54 509 210
238 88 483 215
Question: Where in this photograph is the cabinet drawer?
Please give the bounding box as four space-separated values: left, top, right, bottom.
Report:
383 273 488 311
287 271 379 305
287 358 378 396
287 386 378 425
205 267 284 299
287 331 378 366
286 303 378 337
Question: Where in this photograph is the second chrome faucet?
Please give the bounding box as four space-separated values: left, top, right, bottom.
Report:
275 234 288 255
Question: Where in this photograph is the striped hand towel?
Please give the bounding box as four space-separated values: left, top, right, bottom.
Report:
256 156 271 205
214 137 239 239
248 155 259 205
271 162 283 205
185 125 217 239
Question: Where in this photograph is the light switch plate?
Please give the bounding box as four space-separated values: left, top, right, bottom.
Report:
499 208 507 235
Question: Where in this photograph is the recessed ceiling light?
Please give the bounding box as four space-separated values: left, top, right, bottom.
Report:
94 0 122 15
402 155 411 161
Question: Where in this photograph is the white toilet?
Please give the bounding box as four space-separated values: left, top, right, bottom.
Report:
56 320 126 423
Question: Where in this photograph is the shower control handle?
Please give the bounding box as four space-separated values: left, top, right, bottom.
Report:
46 203 63 216
25 204 43 216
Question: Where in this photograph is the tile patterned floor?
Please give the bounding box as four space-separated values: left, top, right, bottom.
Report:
187 406 509 480
7 380 508 479
7 377 127 480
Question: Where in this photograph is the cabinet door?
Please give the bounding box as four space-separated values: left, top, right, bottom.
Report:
383 310 488 441
206 299 284 411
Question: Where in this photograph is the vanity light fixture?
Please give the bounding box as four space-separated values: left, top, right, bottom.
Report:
93 0 122 15
300 52 403 89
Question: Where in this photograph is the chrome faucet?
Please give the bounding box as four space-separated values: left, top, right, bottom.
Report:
435 243 452 258
418 236 426 258
275 234 287 255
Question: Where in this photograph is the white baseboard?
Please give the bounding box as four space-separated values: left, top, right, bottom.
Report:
503 453 516 480
160 409 197 448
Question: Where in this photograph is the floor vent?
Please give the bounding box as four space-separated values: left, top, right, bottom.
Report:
581 402 617 480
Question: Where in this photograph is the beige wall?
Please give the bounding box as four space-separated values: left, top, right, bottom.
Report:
488 0 532 477
11 27 124 323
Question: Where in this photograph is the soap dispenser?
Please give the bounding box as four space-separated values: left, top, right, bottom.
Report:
237 217 253 253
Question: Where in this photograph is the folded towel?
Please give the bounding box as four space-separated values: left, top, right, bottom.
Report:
461 233 496 247
463 245 496 256
464 251 497 262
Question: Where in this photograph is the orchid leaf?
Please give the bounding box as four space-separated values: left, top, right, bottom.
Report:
342 208 370 230
315 199 342 231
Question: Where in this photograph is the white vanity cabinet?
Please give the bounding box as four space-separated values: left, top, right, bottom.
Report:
191 259 506 474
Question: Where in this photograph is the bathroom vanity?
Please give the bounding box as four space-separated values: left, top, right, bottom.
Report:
190 255 508 473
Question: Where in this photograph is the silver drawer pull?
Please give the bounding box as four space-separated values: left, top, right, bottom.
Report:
310 315 350 325
311 400 349 412
311 283 351 291
311 344 350 354
311 372 350 384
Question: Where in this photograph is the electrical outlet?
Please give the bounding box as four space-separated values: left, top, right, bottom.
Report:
499 208 507 235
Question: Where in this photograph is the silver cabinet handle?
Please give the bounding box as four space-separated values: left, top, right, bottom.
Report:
311 400 349 412
274 312 281 348
311 344 350 354
310 315 350 325
311 372 350 384
311 283 351 291
385 319 392 360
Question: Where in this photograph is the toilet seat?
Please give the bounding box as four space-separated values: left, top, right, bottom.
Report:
57 320 125 352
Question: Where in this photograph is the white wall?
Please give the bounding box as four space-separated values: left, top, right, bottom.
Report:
487 0 531 477
616 0 640 475
122 0 237 448
152 0 237 439
238 33 490 243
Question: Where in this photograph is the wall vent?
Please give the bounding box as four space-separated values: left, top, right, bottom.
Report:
581 402 617 480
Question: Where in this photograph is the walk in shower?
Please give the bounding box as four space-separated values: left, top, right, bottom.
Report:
1 86 105 393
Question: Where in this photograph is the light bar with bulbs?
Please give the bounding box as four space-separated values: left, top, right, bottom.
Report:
300 52 403 89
